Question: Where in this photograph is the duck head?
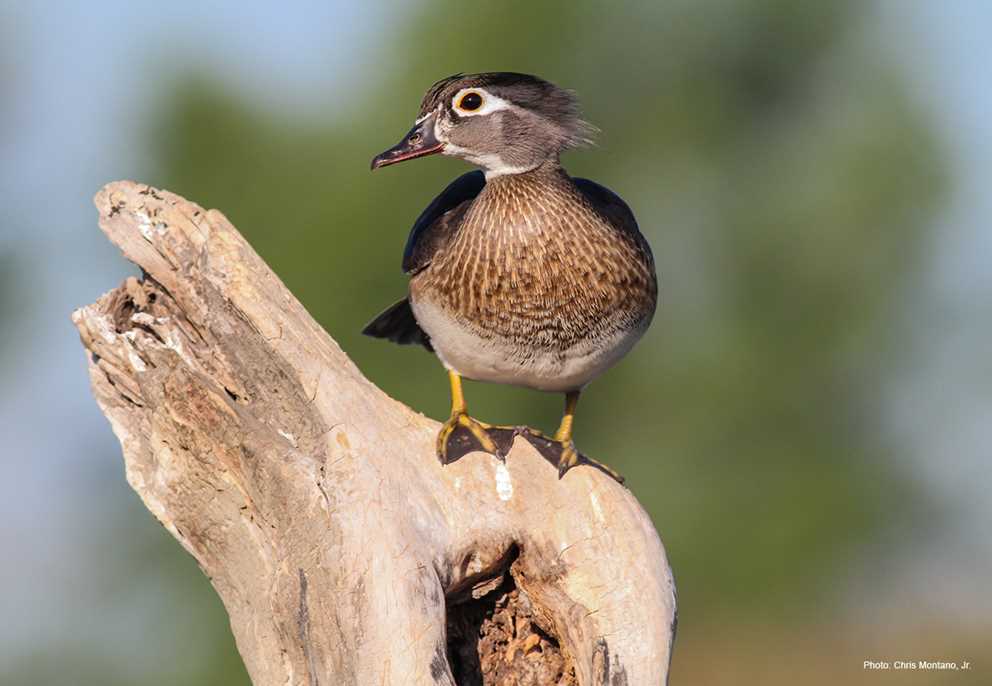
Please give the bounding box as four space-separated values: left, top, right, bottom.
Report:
371 72 595 178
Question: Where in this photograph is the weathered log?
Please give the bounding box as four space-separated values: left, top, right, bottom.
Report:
72 181 677 685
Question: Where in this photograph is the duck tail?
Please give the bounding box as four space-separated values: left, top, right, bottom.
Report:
362 298 432 351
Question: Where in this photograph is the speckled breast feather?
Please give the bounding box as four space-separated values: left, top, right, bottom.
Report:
410 163 657 357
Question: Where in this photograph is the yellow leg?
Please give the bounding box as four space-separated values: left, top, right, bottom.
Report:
449 369 466 414
551 391 623 482
436 370 502 464
554 391 582 477
554 391 580 442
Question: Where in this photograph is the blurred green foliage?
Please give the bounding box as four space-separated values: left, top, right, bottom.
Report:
13 1 950 684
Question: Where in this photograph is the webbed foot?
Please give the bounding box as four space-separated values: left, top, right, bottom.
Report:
519 427 625 484
436 411 516 465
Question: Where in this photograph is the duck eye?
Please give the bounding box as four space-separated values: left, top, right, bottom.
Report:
457 92 483 111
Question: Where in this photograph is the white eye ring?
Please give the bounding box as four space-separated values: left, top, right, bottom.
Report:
454 91 484 113
450 88 513 117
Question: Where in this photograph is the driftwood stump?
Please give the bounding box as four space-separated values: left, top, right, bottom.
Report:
72 181 677 685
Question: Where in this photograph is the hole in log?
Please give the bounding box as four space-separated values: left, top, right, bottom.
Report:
111 291 137 334
446 550 577 686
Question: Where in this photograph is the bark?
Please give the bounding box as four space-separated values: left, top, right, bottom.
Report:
72 181 677 685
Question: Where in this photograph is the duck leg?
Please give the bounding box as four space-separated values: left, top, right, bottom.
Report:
521 391 625 483
437 370 515 464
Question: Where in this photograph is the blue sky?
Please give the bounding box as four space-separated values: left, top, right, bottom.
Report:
1 0 990 662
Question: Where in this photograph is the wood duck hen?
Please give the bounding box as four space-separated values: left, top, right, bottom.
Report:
364 72 657 481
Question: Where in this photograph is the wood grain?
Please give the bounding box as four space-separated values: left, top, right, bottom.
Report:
72 181 676 685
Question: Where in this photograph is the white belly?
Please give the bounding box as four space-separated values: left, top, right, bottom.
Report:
410 296 648 392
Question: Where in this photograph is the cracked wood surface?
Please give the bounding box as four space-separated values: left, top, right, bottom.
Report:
72 181 677 685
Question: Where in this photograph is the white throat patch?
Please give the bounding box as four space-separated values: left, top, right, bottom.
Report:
442 144 536 179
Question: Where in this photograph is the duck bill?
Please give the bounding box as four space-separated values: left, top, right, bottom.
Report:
371 115 444 170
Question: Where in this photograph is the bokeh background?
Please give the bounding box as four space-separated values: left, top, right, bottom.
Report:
1 1 989 684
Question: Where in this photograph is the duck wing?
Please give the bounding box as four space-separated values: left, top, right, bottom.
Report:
363 171 485 350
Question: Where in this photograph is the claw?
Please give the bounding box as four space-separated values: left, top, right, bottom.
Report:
557 441 581 479
437 411 515 465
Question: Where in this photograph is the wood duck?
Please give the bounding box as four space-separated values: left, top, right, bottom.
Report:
364 72 657 481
